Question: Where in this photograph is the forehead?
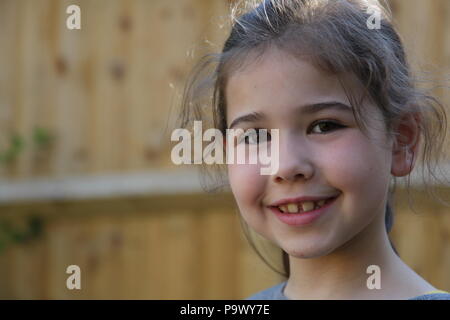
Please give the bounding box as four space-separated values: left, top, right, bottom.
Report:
225 48 356 115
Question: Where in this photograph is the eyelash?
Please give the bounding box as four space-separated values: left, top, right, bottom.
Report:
238 120 345 145
309 120 345 134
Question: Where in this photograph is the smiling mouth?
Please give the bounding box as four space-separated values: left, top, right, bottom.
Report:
270 196 339 214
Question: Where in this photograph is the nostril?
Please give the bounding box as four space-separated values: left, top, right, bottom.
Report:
274 173 305 183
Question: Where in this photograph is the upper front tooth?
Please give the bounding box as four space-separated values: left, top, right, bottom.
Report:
287 203 298 213
301 201 315 212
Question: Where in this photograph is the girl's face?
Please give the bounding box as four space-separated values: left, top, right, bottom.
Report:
225 48 395 258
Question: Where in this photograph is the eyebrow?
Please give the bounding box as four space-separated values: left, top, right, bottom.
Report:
228 101 352 129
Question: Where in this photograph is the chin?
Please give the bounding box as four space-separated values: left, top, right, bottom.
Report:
281 239 338 259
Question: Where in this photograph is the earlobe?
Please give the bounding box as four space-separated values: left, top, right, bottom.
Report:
390 112 421 177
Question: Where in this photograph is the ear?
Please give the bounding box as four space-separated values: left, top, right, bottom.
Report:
391 112 421 177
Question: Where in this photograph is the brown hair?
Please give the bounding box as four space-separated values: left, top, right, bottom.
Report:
177 0 449 279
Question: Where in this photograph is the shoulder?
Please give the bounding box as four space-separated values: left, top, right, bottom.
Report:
409 292 450 300
245 281 288 300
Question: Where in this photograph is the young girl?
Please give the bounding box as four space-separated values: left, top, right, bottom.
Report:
178 0 450 299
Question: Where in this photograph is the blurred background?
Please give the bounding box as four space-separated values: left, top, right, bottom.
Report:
0 0 449 299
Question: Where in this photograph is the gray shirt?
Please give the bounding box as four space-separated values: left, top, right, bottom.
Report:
246 281 450 300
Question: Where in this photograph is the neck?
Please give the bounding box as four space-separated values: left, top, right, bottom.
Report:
284 211 434 299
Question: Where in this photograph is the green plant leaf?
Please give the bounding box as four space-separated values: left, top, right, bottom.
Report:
33 127 52 147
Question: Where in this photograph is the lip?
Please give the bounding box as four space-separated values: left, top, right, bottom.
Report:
269 194 340 207
268 195 340 226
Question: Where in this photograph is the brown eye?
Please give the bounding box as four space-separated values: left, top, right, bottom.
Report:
310 121 345 134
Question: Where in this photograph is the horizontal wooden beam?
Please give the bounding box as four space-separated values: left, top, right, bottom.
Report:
0 169 206 204
0 164 448 204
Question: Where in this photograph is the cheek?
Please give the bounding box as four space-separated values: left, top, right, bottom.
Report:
228 163 265 206
228 163 271 238
323 134 391 187
322 135 391 223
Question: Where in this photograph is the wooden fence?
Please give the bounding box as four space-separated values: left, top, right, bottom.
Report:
0 188 449 299
0 0 231 178
0 0 449 178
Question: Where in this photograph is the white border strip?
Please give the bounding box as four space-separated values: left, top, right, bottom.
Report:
0 165 448 204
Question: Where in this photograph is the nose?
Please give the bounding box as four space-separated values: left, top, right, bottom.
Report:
272 132 314 183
